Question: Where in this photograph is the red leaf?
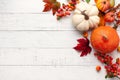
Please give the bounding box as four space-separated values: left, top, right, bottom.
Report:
43 0 60 15
77 38 89 46
43 0 51 3
80 46 91 57
74 38 92 57
43 3 52 12
74 44 86 51
43 0 57 4
81 49 88 56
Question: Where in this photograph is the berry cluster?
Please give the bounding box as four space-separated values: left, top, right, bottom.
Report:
56 4 72 20
94 53 113 65
115 11 120 27
112 3 120 28
94 52 120 78
103 3 120 29
56 0 79 20
105 63 120 78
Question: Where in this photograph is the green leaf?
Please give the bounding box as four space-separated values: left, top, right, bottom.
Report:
86 0 90 3
105 75 108 78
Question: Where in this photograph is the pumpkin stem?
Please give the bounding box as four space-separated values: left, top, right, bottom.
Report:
81 10 89 20
102 35 108 42
103 1 106 4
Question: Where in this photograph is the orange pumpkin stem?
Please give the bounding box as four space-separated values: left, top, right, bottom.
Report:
102 35 108 42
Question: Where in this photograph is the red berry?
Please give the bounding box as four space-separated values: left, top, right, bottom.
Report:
96 66 101 72
65 11 70 15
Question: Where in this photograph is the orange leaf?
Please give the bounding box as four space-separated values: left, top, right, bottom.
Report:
43 0 56 3
43 3 52 12
43 0 60 15
52 2 60 15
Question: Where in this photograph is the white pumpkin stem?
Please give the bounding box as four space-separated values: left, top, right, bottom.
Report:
81 10 89 20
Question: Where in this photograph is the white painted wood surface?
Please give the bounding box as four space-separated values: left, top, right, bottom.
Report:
0 0 120 80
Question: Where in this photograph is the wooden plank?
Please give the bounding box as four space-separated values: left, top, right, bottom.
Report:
0 0 44 13
0 31 119 48
0 0 119 13
0 48 119 66
0 48 103 66
0 14 74 30
0 13 120 31
0 0 67 13
0 31 81 48
0 66 108 80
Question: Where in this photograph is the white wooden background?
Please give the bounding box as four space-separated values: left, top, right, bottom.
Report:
0 0 120 80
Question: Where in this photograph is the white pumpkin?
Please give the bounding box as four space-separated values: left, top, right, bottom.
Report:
72 2 100 31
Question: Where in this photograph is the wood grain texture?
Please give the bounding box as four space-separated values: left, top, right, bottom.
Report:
0 31 119 48
0 31 81 48
0 0 119 13
0 14 74 30
0 0 120 80
0 0 67 13
0 48 102 66
0 66 110 80
0 14 119 31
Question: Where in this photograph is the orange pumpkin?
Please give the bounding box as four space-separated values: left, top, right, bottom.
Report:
90 26 119 54
104 11 115 22
96 0 110 12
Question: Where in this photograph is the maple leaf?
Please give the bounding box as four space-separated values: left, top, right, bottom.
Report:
43 0 61 15
74 38 92 57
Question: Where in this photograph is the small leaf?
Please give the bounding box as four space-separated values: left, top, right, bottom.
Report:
105 75 108 78
43 3 52 12
43 0 61 15
43 0 50 3
74 38 92 57
86 0 90 3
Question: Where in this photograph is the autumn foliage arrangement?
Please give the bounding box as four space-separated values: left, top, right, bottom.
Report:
42 0 120 79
